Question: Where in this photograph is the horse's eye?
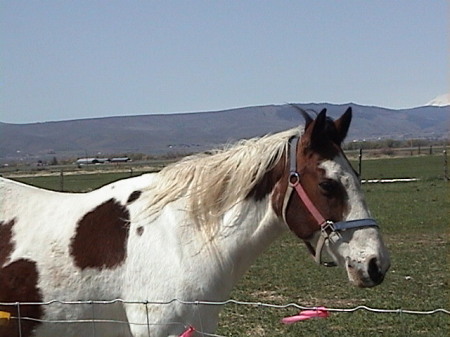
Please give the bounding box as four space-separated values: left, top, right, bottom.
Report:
319 180 338 195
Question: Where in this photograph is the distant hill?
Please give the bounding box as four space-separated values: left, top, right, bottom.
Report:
0 103 448 162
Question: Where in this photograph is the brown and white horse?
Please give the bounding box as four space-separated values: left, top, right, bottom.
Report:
0 108 390 337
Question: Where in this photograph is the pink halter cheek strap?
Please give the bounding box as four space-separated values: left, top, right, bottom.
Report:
283 136 327 228
289 171 326 226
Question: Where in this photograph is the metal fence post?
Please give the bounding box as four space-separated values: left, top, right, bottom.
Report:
16 302 22 337
90 301 96 337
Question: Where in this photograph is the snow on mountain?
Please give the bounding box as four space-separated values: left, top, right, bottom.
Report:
426 93 450 106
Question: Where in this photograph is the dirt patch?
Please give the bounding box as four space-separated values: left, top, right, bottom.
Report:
250 290 289 303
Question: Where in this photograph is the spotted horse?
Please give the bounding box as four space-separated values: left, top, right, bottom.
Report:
0 107 390 337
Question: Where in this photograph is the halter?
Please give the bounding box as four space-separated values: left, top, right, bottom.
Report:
283 136 379 267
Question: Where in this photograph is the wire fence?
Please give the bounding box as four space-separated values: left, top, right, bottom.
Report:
1 299 449 337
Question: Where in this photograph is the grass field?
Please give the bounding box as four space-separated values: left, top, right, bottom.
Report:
8 154 450 336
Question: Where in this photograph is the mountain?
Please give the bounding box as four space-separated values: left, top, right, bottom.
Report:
0 103 448 162
426 93 450 107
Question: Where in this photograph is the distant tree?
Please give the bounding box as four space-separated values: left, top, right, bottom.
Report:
51 157 58 165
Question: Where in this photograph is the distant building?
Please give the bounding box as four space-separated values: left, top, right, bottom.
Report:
76 158 110 165
110 157 131 163
75 157 130 166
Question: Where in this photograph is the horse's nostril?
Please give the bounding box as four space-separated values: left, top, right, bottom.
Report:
368 257 384 284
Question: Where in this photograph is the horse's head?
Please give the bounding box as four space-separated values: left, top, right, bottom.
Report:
280 107 390 287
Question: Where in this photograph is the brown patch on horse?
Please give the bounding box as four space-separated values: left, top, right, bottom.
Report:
271 171 290 218
70 199 130 270
0 219 16 267
0 259 43 337
136 226 144 236
246 153 287 202
127 190 142 204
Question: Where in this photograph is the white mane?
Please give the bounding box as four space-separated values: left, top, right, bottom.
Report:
145 127 302 230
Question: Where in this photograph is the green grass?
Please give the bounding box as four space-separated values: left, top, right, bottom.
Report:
351 154 446 181
8 155 450 336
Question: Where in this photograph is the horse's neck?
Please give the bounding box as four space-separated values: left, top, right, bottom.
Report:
212 197 285 284
126 192 285 304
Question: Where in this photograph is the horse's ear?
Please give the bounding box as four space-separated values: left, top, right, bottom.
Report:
290 104 314 129
310 108 328 144
334 107 352 144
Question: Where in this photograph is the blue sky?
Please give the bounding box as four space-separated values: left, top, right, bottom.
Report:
1 1 448 124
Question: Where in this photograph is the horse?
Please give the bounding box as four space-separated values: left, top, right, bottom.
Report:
0 107 390 337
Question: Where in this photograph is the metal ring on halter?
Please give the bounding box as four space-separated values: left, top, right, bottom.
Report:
289 171 300 186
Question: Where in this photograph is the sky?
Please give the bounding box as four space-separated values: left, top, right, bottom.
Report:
1 1 448 124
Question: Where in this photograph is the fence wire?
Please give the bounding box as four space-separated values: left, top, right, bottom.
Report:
1 299 449 336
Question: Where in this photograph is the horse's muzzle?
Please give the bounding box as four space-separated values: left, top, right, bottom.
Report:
346 255 389 288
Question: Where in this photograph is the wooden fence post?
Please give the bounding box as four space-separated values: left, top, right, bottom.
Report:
358 148 363 181
444 150 449 181
60 169 64 191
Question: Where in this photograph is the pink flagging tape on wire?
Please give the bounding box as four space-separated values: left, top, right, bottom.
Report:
281 307 330 324
179 326 196 337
